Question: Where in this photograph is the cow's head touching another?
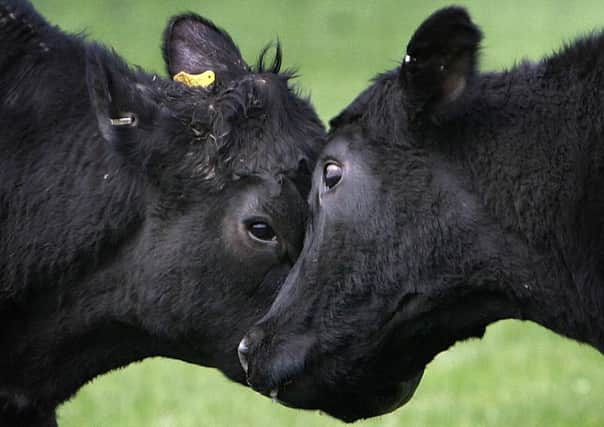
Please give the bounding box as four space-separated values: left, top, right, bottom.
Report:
241 6 604 421
0 2 322 425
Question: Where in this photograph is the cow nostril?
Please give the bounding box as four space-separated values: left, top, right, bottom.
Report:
238 327 267 380
238 337 250 374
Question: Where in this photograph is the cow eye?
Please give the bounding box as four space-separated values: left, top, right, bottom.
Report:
324 162 343 190
248 222 277 242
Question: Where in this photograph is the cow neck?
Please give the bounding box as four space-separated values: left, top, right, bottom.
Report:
0 251 160 420
446 65 604 353
1 62 153 419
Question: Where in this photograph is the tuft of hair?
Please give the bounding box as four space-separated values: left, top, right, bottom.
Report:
255 41 298 80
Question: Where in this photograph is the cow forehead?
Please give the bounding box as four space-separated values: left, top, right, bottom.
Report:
169 73 289 118
172 78 319 144
323 126 381 164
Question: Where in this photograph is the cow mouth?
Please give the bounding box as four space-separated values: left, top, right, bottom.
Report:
262 369 424 422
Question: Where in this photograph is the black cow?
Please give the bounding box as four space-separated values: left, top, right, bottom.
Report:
0 1 324 425
240 6 604 422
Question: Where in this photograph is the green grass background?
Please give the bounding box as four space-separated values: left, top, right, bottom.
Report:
29 0 604 425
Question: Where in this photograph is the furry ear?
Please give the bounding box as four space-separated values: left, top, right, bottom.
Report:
86 45 176 175
400 6 482 119
86 46 157 143
162 13 250 84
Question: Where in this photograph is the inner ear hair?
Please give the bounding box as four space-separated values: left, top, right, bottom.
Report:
162 13 249 82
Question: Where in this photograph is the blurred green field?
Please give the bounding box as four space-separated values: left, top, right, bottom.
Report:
30 0 604 426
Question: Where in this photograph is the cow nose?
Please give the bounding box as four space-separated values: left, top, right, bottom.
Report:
237 337 250 374
238 327 265 376
240 325 316 395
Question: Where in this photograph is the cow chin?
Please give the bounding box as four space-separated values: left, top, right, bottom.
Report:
269 370 424 422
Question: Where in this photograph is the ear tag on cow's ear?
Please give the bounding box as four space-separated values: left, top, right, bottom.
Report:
173 70 216 88
109 113 137 127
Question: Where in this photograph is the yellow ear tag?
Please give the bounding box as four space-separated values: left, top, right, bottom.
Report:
173 70 216 88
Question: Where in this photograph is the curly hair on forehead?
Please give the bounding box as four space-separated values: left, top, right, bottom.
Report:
255 41 298 80
148 40 322 194
163 40 298 128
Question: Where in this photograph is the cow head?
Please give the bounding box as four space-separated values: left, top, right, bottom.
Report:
85 14 324 382
239 7 531 421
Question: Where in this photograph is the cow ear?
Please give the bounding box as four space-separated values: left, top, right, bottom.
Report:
163 13 250 83
400 6 482 119
86 45 168 166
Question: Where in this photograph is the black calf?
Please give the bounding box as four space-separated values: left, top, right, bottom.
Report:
243 6 604 421
0 1 324 425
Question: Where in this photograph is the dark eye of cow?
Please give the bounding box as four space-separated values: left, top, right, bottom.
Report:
324 162 343 190
248 222 277 242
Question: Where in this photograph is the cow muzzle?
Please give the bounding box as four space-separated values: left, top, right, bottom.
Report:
238 325 316 397
238 324 424 422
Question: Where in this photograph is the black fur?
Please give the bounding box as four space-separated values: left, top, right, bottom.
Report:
401 6 482 121
0 1 324 425
242 6 604 422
